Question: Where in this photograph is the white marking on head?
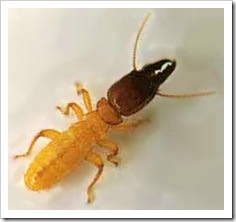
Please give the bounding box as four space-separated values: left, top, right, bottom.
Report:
154 61 173 75
161 62 173 72
154 69 161 75
113 98 121 111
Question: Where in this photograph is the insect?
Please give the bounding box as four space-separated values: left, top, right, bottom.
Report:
14 13 214 203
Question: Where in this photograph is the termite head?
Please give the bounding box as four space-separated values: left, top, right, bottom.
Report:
106 14 177 117
105 14 177 119
107 59 176 117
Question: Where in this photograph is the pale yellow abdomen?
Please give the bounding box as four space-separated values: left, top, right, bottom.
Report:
24 112 108 191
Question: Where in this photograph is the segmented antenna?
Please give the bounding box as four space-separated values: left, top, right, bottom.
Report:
133 13 151 71
156 91 215 98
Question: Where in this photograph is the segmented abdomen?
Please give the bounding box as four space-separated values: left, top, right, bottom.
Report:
24 125 93 190
24 112 109 191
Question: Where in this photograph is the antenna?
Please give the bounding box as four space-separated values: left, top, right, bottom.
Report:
156 91 215 98
133 13 151 71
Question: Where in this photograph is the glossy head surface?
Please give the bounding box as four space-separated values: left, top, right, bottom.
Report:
142 59 176 84
107 59 176 116
107 14 176 117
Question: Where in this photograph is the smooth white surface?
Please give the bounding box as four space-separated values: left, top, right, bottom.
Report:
8 9 224 210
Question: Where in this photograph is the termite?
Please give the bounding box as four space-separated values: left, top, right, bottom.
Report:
14 13 214 203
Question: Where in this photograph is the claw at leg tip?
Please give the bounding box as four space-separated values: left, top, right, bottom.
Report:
13 155 21 159
87 196 94 204
75 82 83 94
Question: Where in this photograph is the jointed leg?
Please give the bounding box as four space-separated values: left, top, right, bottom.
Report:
97 139 119 166
111 119 145 132
156 91 215 98
57 102 84 121
85 152 104 203
14 129 60 159
75 82 93 112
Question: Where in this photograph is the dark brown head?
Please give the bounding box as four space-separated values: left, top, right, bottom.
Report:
107 59 176 116
105 14 176 120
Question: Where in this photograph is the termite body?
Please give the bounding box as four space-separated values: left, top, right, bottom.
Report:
14 14 213 203
24 111 109 191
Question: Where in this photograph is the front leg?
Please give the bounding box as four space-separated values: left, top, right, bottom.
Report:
56 102 84 121
75 82 93 113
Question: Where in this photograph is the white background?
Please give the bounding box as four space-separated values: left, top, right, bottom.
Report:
8 8 224 210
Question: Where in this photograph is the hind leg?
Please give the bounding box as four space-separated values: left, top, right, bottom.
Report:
14 129 60 159
97 139 119 166
85 151 104 203
75 82 93 112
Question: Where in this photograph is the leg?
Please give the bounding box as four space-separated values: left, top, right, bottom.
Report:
111 118 145 132
56 102 84 121
75 82 93 112
14 129 60 159
156 90 215 98
97 139 119 166
85 152 104 203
